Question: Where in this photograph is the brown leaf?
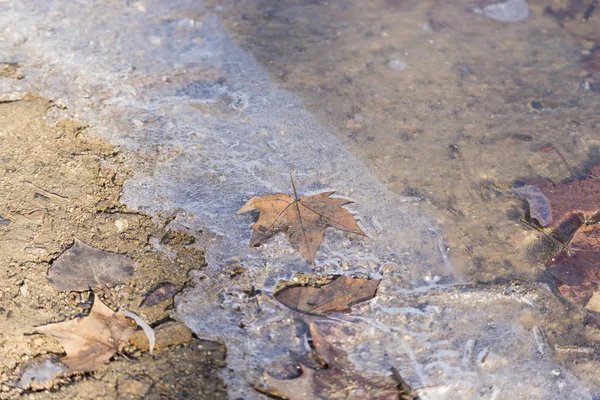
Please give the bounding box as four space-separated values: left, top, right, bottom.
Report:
274 276 380 315
140 283 179 308
548 224 600 308
238 190 366 264
49 238 135 291
517 164 600 229
264 323 401 400
35 297 137 372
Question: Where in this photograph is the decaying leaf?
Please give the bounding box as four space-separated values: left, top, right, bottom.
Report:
49 238 135 291
547 224 600 308
515 164 600 229
35 297 137 372
238 185 366 264
275 276 380 315
140 283 179 308
508 185 552 227
516 164 600 313
264 323 402 400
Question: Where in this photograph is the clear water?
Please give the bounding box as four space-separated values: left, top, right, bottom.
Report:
2 0 600 398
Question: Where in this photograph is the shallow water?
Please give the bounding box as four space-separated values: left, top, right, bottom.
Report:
1 0 600 398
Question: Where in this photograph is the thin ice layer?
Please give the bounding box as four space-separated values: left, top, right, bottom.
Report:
0 0 592 398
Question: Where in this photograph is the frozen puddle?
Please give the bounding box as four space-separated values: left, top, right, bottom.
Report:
0 0 593 398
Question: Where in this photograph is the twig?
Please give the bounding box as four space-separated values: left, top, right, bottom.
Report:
540 146 575 178
582 0 598 21
24 180 69 200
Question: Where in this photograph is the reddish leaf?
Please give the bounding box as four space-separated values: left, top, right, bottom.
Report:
140 283 179 308
275 276 380 315
517 164 600 228
514 165 600 315
548 224 600 308
264 323 402 400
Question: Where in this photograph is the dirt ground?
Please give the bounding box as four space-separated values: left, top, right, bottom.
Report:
0 96 227 399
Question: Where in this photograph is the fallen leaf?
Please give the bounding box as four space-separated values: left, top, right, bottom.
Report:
508 185 552 227
547 224 600 308
264 323 401 400
48 238 135 291
140 283 179 308
513 165 600 312
35 297 137 372
514 164 600 229
275 276 380 315
238 188 366 264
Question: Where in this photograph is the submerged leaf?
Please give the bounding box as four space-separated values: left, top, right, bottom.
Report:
35 297 137 372
275 276 380 315
518 164 600 229
264 323 401 400
508 185 552 227
49 238 135 291
238 190 366 264
548 224 600 308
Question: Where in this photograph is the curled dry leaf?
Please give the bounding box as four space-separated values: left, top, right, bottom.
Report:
264 323 401 400
275 276 380 315
35 297 137 372
49 238 134 291
238 188 366 264
120 308 156 355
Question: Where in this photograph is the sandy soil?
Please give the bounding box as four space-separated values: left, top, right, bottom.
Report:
0 96 227 399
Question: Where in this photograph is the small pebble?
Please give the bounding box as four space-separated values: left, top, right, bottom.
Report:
387 59 407 71
475 0 529 23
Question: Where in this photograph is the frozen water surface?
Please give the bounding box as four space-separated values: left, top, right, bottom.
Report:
1 0 600 398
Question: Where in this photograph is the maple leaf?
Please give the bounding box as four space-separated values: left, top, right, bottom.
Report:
275 276 380 315
238 180 366 264
35 297 137 372
264 323 402 400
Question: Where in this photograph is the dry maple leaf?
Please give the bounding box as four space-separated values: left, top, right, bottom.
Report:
35 297 137 372
238 179 366 264
264 322 401 400
275 276 380 315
